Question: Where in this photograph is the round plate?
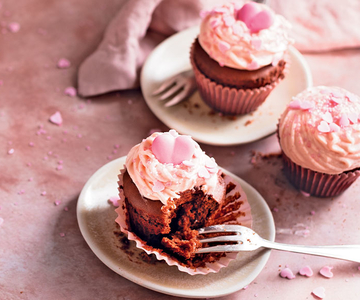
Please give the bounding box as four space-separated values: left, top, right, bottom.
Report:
141 26 312 146
77 156 275 298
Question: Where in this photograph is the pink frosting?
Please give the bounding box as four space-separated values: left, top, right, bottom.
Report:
279 86 360 174
199 2 293 70
125 130 220 205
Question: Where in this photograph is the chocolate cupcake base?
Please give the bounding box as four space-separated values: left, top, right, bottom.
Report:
190 40 288 115
282 152 360 198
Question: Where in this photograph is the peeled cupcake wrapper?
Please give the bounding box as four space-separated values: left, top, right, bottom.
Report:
190 41 290 115
115 168 252 275
281 151 360 198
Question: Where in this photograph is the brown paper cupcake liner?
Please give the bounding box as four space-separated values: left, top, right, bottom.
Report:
190 42 289 115
281 151 360 198
115 168 252 275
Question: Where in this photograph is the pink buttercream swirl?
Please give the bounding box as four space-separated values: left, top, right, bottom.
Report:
199 2 293 70
125 130 220 205
279 86 360 174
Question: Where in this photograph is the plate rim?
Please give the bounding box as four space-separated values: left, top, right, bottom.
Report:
77 156 275 298
140 25 313 146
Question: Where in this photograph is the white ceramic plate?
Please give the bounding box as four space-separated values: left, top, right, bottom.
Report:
141 26 312 146
77 156 275 298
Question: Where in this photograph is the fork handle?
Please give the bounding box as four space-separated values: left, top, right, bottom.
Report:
260 238 360 263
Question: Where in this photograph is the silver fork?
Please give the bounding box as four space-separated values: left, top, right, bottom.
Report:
151 70 197 107
196 225 360 263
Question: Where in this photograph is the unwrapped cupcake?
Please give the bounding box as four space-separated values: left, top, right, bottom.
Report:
278 86 360 197
115 130 252 274
190 1 293 115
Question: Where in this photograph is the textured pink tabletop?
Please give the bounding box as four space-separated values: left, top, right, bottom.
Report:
1 1 360 299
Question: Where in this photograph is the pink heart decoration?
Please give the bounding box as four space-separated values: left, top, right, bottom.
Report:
319 266 334 278
152 132 195 165
280 267 296 279
299 266 313 277
317 121 330 133
312 286 326 299
236 2 274 33
49 111 63 126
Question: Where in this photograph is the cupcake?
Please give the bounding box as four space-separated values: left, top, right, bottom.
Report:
190 2 293 115
278 86 360 197
115 130 252 274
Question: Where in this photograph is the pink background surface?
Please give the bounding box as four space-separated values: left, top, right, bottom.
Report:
1 0 360 299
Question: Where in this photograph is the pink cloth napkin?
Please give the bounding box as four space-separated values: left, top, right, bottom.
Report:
78 0 360 97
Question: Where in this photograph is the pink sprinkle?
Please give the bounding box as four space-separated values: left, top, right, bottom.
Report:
43 156 48 160
27 162 32 167
64 207 69 211
300 100 314 110
223 15 235 27
348 112 358 124
247 60 259 70
0 217 3 226
198 166 210 179
273 207 279 212
54 200 61 206
46 136 52 140
329 122 340 132
41 191 47 196
310 210 316 215
152 181 165 193
77 134 82 138
57 58 71 69
320 266 334 278
243 285 249 290
58 160 63 164
56 165 63 171
289 98 301 109
85 146 91 151
317 121 330 133
8 22 20 33
49 111 63 126
210 18 221 29
8 148 14 155
312 287 326 299
64 86 77 97
280 267 296 279
299 265 313 277
339 114 350 127
28 177 33 181
251 38 262 50
60 232 66 237
108 196 120 207
218 40 231 53
232 23 243 36
29 142 34 147
322 111 333 123
18 189 25 195
114 144 120 149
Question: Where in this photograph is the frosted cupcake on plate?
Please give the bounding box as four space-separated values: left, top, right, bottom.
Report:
115 130 252 274
278 86 360 197
190 1 293 115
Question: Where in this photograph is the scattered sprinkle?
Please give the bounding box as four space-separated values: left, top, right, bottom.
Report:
41 191 47 196
54 200 61 206
64 207 69 211
152 181 165 193
299 266 313 277
60 232 66 237
320 266 334 278
280 267 296 279
29 142 34 147
57 58 71 69
108 196 120 207
56 165 63 171
8 22 20 33
7 148 14 155
49 111 63 126
64 86 77 97
85 146 91 151
312 287 326 299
